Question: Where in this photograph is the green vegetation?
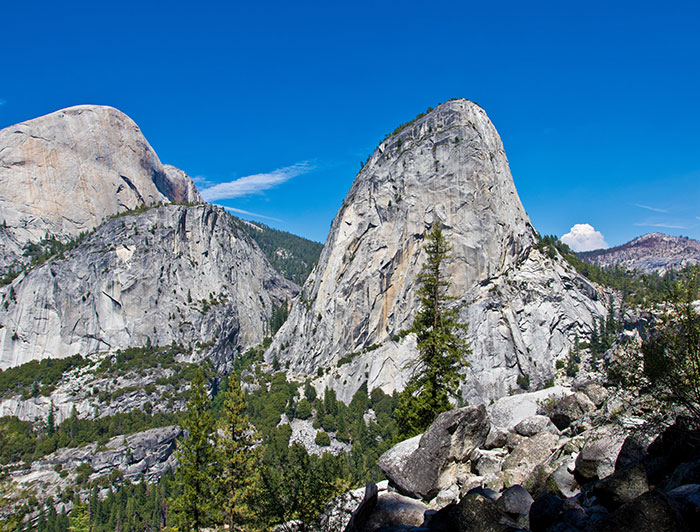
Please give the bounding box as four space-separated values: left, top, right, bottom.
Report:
169 371 219 531
13 367 400 531
268 300 290 336
0 409 179 465
96 343 191 377
641 267 700 420
22 233 89 268
536 234 694 306
233 216 323 284
1 231 90 286
26 474 174 532
394 222 470 439
217 373 262 531
517 373 530 390
105 201 166 220
386 106 434 138
0 355 88 399
314 431 330 446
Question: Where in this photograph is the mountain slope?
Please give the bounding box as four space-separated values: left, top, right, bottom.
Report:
236 218 324 284
0 105 201 274
578 232 700 274
0 203 297 370
265 99 605 403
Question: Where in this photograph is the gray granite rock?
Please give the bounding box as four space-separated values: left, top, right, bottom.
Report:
264 100 605 405
10 426 181 505
514 415 559 437
0 105 200 275
378 405 489 500
0 203 297 369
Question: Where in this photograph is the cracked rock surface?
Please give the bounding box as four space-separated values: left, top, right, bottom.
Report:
266 99 606 404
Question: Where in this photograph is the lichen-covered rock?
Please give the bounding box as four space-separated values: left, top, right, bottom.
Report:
545 392 596 430
265 100 605 404
575 426 628 482
378 405 490 500
593 463 649 511
363 492 427 530
588 491 689 532
502 432 560 487
488 387 572 431
428 493 516 532
514 415 559 437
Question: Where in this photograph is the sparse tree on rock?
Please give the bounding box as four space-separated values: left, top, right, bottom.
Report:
395 221 470 439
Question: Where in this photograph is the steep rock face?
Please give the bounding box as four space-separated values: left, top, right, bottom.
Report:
0 203 297 369
0 105 201 273
10 426 181 506
579 233 700 274
266 99 605 403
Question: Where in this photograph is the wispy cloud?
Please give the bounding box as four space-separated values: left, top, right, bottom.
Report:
635 203 668 213
200 162 314 201
191 175 214 188
634 222 688 229
0 99 6 106
219 205 283 223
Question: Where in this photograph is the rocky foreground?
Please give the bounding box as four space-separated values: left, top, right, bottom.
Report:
310 382 699 532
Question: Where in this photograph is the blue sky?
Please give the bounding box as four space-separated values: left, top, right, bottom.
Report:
2 1 699 249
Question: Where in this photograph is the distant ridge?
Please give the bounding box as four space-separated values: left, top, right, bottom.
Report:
578 232 700 274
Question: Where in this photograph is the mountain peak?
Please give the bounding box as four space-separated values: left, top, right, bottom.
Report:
0 104 201 274
579 233 700 274
266 101 603 404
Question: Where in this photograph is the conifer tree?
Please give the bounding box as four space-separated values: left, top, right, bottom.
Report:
169 370 218 531
395 221 470 439
68 503 90 532
217 373 262 531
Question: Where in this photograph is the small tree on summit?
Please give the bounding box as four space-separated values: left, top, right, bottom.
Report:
394 221 470 439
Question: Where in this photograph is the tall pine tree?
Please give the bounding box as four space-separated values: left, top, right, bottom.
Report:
169 370 218 531
217 373 263 531
394 221 470 439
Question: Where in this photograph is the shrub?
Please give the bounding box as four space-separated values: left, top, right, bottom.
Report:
315 431 331 447
642 268 700 420
517 373 530 390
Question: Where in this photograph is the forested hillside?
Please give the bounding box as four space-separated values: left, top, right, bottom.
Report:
235 219 323 285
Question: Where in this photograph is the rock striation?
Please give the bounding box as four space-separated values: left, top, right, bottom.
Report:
0 203 297 369
578 232 700 274
265 99 605 404
0 105 201 273
9 425 181 506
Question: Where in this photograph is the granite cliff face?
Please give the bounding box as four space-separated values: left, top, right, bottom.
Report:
0 203 297 370
0 105 201 273
265 100 605 404
579 232 700 274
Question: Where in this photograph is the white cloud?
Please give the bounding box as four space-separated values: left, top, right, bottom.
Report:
635 203 668 213
200 162 313 201
560 223 609 252
218 205 282 222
